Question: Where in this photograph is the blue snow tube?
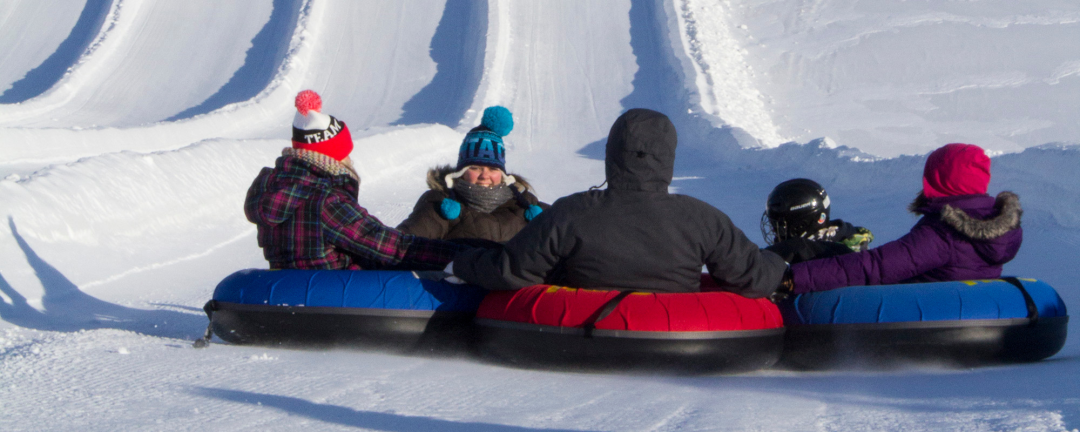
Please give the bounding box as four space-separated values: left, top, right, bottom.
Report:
778 278 1068 368
204 269 487 351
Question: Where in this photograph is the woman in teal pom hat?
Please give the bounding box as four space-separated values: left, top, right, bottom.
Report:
398 106 549 243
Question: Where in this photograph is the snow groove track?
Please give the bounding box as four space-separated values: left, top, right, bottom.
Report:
668 0 785 147
392 0 487 129
294 0 469 130
484 0 635 155
0 0 112 104
0 0 278 128
465 0 642 197
0 0 474 172
166 0 304 122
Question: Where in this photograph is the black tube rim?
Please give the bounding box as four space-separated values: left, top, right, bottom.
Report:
787 316 1068 331
475 318 785 340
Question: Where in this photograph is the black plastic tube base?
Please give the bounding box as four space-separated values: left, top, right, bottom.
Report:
779 316 1069 370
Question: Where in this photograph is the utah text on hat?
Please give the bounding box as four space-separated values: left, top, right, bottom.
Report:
462 134 505 162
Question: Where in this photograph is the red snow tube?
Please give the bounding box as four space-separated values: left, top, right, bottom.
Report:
474 281 785 373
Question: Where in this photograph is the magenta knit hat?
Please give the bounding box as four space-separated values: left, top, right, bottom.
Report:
922 143 991 198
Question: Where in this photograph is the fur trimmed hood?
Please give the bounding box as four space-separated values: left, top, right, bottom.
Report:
910 191 1022 241
941 192 1022 240
426 165 534 195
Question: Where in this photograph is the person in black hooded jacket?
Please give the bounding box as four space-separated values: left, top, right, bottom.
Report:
446 109 788 298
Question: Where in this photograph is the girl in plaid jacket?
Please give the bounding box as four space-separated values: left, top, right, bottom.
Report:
244 91 464 270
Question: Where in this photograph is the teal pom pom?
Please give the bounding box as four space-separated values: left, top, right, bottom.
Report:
481 106 514 137
440 198 462 220
524 204 543 221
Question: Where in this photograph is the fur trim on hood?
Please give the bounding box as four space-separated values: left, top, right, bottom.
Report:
908 191 1022 241
939 191 1022 240
425 165 533 194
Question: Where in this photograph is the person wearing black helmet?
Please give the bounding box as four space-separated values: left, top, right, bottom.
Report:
762 178 873 264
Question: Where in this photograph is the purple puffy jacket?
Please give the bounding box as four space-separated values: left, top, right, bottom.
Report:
792 192 1022 293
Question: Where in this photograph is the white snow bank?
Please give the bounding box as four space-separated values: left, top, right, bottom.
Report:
728 0 1080 157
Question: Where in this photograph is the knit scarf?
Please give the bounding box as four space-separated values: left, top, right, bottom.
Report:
453 181 512 213
283 148 359 183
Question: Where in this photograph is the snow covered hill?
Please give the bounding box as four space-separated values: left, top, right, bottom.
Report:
0 0 1077 430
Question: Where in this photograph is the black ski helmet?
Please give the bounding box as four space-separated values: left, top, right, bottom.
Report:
761 178 831 244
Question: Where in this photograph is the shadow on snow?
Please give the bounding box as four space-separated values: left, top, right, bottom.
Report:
0 216 205 339
166 0 303 122
190 386 585 432
392 0 487 128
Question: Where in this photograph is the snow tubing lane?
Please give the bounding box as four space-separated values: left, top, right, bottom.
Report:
777 277 1069 369
207 269 487 352
474 285 786 373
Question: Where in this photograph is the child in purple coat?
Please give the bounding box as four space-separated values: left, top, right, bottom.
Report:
786 143 1023 294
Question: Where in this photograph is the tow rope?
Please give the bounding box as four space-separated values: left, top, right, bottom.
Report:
582 291 634 338
1000 277 1039 326
192 300 218 348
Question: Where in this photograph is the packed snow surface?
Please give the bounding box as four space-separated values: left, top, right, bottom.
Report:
1 0 1078 430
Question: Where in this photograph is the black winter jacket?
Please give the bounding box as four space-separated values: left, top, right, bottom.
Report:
452 109 787 297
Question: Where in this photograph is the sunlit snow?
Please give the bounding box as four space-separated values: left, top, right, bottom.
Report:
0 0 1077 430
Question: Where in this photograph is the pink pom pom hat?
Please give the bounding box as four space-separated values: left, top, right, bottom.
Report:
922 143 991 199
291 90 353 161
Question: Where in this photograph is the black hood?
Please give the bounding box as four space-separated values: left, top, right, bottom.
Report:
605 109 676 192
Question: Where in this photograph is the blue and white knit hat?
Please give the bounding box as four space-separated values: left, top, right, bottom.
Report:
456 106 514 171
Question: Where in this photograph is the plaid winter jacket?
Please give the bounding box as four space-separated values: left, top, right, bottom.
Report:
245 149 464 270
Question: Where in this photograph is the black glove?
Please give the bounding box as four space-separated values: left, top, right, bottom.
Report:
769 265 794 303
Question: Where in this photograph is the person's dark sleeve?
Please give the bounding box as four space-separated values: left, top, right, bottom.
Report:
766 238 855 264
451 203 567 290
396 191 451 240
322 194 463 270
703 211 787 299
765 238 814 264
791 223 951 293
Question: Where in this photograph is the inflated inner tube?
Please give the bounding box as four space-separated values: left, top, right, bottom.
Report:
778 277 1069 369
206 269 487 352
474 284 785 373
